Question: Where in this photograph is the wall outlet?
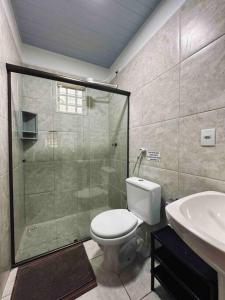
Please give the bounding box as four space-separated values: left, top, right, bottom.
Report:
201 128 216 147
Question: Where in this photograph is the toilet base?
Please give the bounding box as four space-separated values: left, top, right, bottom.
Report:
101 237 137 274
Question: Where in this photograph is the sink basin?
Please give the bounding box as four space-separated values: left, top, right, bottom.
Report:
166 191 225 300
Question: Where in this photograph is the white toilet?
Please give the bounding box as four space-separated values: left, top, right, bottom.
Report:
90 177 161 273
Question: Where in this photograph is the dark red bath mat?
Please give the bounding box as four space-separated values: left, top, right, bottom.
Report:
11 243 97 300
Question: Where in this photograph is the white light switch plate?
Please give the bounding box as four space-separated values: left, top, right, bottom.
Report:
201 128 216 147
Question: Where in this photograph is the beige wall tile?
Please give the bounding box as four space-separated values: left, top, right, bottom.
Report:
179 173 225 197
181 0 225 60
135 11 180 89
180 35 225 116
140 165 179 202
130 90 143 128
142 119 179 171
113 0 225 247
115 12 179 92
142 66 179 125
0 117 8 176
179 109 225 180
129 126 143 162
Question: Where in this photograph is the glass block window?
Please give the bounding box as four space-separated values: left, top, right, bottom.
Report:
57 83 86 115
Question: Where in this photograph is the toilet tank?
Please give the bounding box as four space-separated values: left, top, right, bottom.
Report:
126 177 161 225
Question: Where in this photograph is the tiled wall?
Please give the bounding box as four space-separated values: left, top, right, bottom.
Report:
22 76 111 242
11 73 25 254
114 0 225 203
108 93 128 209
0 0 22 297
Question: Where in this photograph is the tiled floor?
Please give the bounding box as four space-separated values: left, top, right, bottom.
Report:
1 268 17 300
82 240 174 300
2 240 174 300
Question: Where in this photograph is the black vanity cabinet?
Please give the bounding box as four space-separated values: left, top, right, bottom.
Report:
151 226 218 300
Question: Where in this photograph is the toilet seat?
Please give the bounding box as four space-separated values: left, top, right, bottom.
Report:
91 209 138 239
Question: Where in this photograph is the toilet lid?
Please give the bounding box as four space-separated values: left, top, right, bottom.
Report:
91 209 138 239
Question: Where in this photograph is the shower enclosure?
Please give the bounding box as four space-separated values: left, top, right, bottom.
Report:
7 64 130 265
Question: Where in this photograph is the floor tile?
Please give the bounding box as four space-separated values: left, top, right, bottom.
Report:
2 296 11 300
142 292 160 300
83 240 103 260
142 286 175 300
119 256 158 300
2 268 18 297
78 256 130 300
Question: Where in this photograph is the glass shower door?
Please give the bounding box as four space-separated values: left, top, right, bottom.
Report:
12 73 128 264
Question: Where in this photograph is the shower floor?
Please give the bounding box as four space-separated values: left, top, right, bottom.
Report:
16 206 110 262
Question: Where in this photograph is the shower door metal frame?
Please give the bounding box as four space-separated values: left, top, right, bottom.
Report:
6 63 130 267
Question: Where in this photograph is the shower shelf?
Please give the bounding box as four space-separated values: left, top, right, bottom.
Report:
21 111 38 140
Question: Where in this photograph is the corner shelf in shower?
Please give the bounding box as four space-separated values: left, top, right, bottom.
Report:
21 111 38 140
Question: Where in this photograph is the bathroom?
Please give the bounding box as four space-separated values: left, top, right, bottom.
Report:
1 0 225 299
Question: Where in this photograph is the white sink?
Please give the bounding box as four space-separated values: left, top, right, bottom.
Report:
166 191 225 300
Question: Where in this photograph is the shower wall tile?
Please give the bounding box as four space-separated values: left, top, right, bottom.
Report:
109 159 122 190
109 93 128 132
77 130 90 160
110 129 127 162
24 131 54 162
180 35 225 116
53 112 78 132
55 190 77 218
25 192 54 225
89 118 108 136
53 132 76 161
181 0 225 60
12 131 23 167
91 185 108 209
77 187 91 213
54 161 77 192
179 109 225 181
108 185 122 209
22 97 53 131
13 165 25 250
24 162 54 194
90 160 109 187
90 132 109 160
0 63 7 119
179 173 225 198
22 76 53 100
142 66 179 125
76 160 90 191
